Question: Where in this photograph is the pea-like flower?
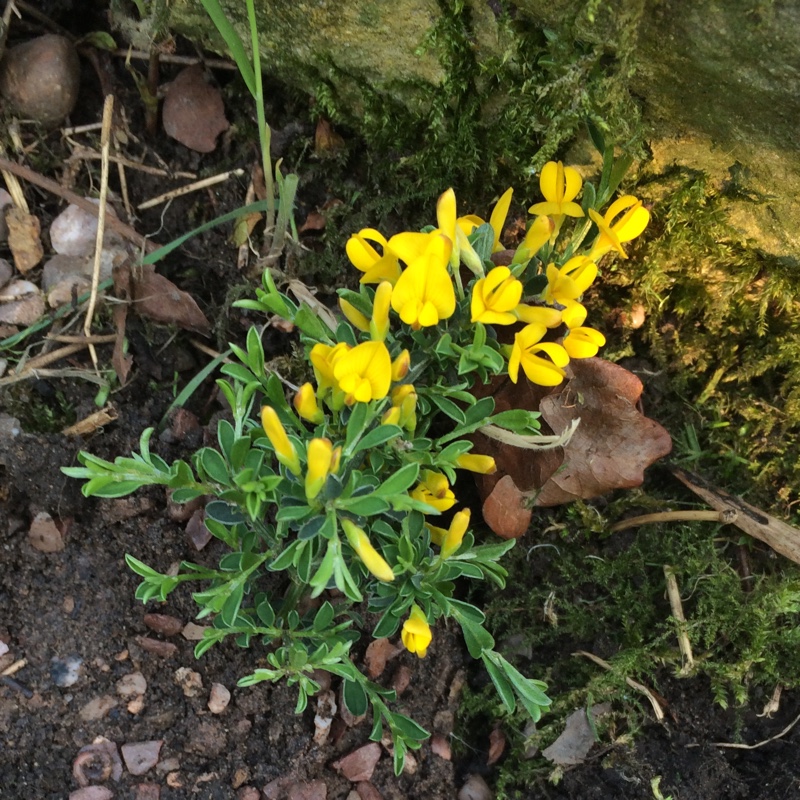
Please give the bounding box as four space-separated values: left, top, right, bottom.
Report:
455 453 497 474
341 518 395 582
588 195 650 260
401 604 432 658
520 214 554 258
428 508 471 559
508 324 570 386
389 384 417 431
471 266 523 325
370 281 392 342
261 406 301 476
293 382 324 424
305 437 336 501
561 302 606 359
390 234 455 329
391 349 410 381
528 161 585 232
310 342 350 393
544 256 598 306
333 340 392 404
339 297 370 332
411 470 456 512
456 188 514 253
346 228 403 284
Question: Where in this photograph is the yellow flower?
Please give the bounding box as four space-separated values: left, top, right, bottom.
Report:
561 302 606 359
339 297 370 332
310 342 350 393
346 228 403 284
341 518 395 582
587 195 650 260
529 161 585 225
515 304 563 327
333 340 392 404
390 384 417 431
436 188 460 269
455 453 497 474
370 281 392 342
261 406 301 476
544 256 598 306
293 382 324 424
428 508 471 559
411 470 456 512
488 188 514 252
401 605 432 658
391 349 410 381
508 324 570 386
520 214 554 258
471 266 523 325
390 234 455 329
305 437 335 500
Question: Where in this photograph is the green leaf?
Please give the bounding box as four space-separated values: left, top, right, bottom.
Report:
79 31 117 50
391 712 429 742
220 583 244 627
269 540 305 571
587 118 606 156
354 424 403 452
469 223 495 263
205 500 246 526
344 402 369 450
482 653 516 713
312 601 335 631
199 0 256 96
256 598 276 627
428 394 466 424
464 396 495 425
341 494 391 516
276 504 314 522
342 679 368 717
294 305 335 341
374 463 419 496
198 448 230 485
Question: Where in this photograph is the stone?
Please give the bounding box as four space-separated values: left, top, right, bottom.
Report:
0 35 80 124
332 743 381 782
143 613 183 637
174 667 203 697
78 695 118 722
121 740 163 776
116 672 147 697
207 682 231 714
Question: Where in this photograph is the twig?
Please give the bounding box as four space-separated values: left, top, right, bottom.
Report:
66 145 196 179
0 0 19 62
686 711 800 750
0 674 33 698
83 95 114 368
137 169 245 210
574 650 665 721
610 510 735 532
1 658 26 677
0 155 157 253
111 48 238 70
45 333 117 344
663 566 694 674
0 367 107 387
9 343 85 375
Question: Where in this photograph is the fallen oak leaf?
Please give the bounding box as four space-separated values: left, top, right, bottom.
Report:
114 263 210 336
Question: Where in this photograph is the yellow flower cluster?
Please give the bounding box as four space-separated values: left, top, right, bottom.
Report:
343 160 648 389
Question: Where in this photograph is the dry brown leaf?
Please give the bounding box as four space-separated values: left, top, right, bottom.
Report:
364 637 400 679
299 211 327 233
670 466 800 565
475 359 672 536
314 118 345 157
114 263 210 335
541 703 611 766
6 207 43 273
162 65 229 153
487 726 506 765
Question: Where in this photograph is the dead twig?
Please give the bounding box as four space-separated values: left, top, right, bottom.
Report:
137 168 245 210
83 95 114 369
610 510 734 532
574 650 665 721
0 155 157 253
45 333 117 344
663 566 694 674
112 48 238 71
66 145 196 180
687 710 800 750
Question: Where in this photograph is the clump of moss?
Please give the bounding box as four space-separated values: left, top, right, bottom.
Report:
457 499 800 797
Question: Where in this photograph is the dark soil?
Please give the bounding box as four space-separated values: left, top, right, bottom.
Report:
2 4 800 800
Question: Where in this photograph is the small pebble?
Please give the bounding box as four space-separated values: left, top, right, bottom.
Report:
174 667 203 697
237 788 260 800
186 509 211 551
51 654 82 687
135 637 177 658
0 34 80 124
121 740 163 776
181 622 208 641
155 757 180 776
69 788 113 800
286 780 327 800
78 695 117 722
356 784 383 800
458 774 493 800
208 682 231 714
134 784 160 800
0 257 12 289
143 613 183 637
49 201 121 256
166 772 182 788
332 743 381 782
28 511 64 553
232 767 249 789
116 672 147 697
127 696 145 715
431 733 451 760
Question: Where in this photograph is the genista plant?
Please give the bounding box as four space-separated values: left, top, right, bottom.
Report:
64 135 648 773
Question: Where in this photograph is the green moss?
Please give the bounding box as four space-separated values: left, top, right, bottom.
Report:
457 504 800 797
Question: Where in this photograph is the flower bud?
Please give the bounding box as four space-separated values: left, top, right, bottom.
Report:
339 297 370 332
261 406 301 476
391 349 411 381
455 453 497 474
305 437 334 501
294 382 324 424
369 281 392 342
341 518 395 582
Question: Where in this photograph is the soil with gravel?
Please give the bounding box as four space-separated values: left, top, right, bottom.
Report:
2 3 800 800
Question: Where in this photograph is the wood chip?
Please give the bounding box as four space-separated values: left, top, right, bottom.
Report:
5 207 43 273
